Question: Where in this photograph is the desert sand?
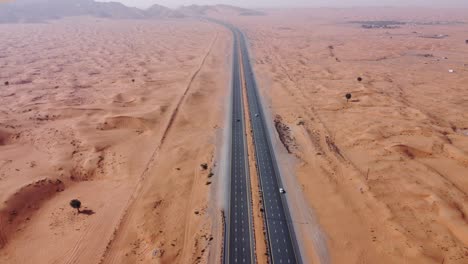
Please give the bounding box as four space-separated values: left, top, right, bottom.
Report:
219 7 468 264
0 17 231 263
1 5 468 264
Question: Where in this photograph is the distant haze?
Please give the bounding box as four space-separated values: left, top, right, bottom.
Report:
97 0 468 9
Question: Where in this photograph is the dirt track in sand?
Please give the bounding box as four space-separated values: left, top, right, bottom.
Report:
0 17 231 264
1 6 468 264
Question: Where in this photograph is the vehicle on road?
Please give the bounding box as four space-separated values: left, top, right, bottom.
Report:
279 188 286 194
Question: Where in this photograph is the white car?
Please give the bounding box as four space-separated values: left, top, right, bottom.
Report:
255 114 259 117
279 188 286 194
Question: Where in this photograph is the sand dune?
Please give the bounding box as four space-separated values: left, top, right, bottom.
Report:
1 5 467 264
216 7 468 264
0 17 230 263
0 178 64 248
0 129 13 146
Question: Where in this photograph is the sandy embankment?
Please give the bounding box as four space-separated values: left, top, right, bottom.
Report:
0 18 231 263
220 8 468 264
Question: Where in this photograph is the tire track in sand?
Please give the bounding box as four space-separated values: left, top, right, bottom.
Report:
99 31 219 264
160 31 219 144
179 30 222 264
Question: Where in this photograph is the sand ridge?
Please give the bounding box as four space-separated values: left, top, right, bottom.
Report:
213 7 468 264
1 6 468 264
0 17 231 263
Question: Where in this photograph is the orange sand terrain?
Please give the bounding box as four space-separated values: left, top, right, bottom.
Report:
2 6 468 264
219 7 468 264
0 18 231 263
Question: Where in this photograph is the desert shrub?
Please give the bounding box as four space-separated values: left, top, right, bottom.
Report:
70 199 82 213
346 93 352 102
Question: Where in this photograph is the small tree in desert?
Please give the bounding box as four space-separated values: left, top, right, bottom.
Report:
70 199 82 213
345 93 352 102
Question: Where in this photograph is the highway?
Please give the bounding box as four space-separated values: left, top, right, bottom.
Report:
236 28 301 264
222 20 301 264
225 23 255 264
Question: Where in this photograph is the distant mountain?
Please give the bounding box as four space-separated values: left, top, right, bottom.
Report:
177 4 265 17
145 4 185 19
0 1 263 23
0 0 146 23
177 4 212 16
215 4 266 16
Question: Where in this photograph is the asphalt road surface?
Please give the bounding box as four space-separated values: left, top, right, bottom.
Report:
237 28 301 264
221 19 301 264
225 23 255 264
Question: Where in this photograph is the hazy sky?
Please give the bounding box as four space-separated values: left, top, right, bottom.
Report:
98 0 468 9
